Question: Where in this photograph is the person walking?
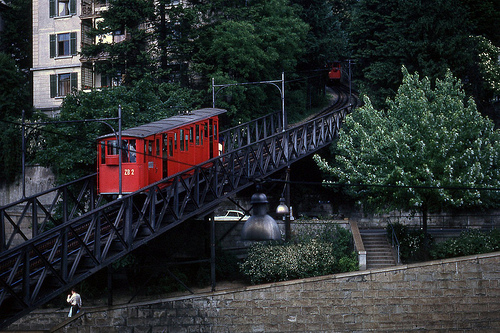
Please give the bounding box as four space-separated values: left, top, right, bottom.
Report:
66 289 82 317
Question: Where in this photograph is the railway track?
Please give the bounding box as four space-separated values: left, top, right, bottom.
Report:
292 83 357 128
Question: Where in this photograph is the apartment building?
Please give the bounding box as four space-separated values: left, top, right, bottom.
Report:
32 0 112 115
32 0 189 115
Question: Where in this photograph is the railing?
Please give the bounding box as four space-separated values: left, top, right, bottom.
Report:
349 221 366 270
387 222 401 265
0 175 100 252
219 111 282 152
0 105 352 328
81 0 108 17
382 214 500 230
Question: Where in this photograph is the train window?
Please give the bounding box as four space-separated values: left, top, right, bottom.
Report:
185 132 189 152
174 132 177 150
196 124 200 145
148 140 153 155
214 123 217 140
169 137 173 156
121 140 129 162
100 141 106 164
190 127 194 143
107 140 119 155
163 135 168 158
204 123 208 138
156 138 160 156
128 140 136 163
180 129 185 151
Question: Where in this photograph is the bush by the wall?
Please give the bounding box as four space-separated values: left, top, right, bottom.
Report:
387 223 433 262
388 223 500 262
239 225 358 285
430 229 500 259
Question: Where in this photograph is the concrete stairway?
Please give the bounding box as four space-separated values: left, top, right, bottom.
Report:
360 229 397 269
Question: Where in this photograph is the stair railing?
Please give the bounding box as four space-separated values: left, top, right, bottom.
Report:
388 222 401 265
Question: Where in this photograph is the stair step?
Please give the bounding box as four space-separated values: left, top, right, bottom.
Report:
360 229 397 268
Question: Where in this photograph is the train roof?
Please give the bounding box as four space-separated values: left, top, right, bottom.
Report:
98 108 227 139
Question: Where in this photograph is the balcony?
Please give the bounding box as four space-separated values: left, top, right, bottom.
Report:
81 0 108 18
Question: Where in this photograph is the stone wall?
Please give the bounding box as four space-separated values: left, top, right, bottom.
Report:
0 166 56 207
8 252 500 332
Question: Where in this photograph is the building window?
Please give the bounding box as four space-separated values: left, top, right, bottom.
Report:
49 0 76 17
50 73 78 98
50 32 77 58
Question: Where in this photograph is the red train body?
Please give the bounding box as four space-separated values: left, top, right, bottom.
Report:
97 108 226 195
328 61 342 81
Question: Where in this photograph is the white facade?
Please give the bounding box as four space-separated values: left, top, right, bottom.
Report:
32 0 114 115
32 0 82 113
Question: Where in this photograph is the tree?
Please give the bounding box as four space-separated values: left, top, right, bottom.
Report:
0 0 32 73
292 0 349 69
314 67 500 232
155 1 202 85
349 0 476 109
0 53 31 184
193 0 309 123
460 0 500 46
81 0 156 86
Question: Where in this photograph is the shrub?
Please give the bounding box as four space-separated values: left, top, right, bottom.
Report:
239 225 358 285
386 222 433 263
430 229 500 259
388 223 500 262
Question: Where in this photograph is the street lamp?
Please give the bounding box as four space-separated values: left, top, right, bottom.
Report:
276 197 289 215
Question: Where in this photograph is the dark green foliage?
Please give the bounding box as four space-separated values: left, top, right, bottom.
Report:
0 1 34 185
291 0 349 69
387 223 433 263
387 223 500 263
239 225 358 285
81 0 156 85
0 53 32 184
193 0 310 123
0 0 32 72
430 229 500 259
349 0 480 109
461 0 500 46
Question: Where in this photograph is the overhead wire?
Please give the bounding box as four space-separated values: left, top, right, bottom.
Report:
266 178 500 192
0 118 202 169
4 118 499 193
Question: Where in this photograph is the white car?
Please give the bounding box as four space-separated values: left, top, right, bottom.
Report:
214 210 250 221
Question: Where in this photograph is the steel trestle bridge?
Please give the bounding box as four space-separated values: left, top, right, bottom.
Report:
0 101 353 328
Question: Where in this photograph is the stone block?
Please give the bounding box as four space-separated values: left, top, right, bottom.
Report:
300 305 320 316
377 289 395 298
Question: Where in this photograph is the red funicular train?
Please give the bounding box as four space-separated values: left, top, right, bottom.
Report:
328 61 342 82
97 108 226 195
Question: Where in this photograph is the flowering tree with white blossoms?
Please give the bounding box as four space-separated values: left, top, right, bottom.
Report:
314 67 500 232
476 36 500 98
